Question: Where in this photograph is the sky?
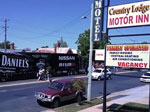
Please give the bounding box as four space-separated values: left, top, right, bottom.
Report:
0 0 149 50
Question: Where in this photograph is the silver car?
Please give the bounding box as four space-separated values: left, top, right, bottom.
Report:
140 72 150 83
91 68 112 81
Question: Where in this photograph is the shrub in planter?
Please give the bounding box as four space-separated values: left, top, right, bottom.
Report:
72 79 87 105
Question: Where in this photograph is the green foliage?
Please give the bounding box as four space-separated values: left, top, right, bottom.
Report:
76 29 111 62
46 66 51 73
41 46 49 48
72 79 87 90
76 29 90 62
55 98 103 112
0 41 11 49
108 102 148 112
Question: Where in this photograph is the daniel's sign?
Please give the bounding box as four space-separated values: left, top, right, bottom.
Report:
107 1 150 28
106 44 150 68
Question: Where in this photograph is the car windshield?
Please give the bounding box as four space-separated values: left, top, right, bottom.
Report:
93 70 101 73
144 73 150 76
49 82 64 91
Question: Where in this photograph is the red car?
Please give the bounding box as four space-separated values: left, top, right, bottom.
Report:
35 78 86 108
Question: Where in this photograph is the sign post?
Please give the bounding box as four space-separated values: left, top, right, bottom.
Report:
106 1 150 112
87 3 94 101
87 0 104 101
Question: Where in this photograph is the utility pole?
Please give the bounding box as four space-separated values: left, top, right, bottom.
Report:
4 19 9 53
87 3 94 101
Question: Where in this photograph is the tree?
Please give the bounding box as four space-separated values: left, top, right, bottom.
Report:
53 37 68 48
76 29 90 62
41 46 49 48
23 48 31 52
76 29 111 62
0 41 11 49
141 41 150 44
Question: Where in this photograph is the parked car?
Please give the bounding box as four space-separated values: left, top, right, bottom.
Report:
140 72 150 83
91 68 112 81
35 78 86 108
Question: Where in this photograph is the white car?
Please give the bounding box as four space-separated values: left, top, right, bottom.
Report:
140 72 150 83
91 68 112 81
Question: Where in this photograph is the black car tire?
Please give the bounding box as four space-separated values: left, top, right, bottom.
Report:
76 93 83 103
97 76 101 81
108 76 112 80
51 98 60 108
37 99 44 106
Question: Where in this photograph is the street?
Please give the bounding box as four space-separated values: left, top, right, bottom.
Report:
0 70 147 112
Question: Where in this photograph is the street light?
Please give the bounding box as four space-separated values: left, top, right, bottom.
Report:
81 16 87 19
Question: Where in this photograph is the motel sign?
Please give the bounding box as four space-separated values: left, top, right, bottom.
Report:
93 0 103 41
107 1 150 28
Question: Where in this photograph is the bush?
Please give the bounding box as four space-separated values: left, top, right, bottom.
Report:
46 66 51 73
72 79 87 90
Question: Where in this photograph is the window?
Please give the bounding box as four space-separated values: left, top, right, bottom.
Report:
49 82 64 91
64 83 72 90
94 70 101 73
144 73 150 76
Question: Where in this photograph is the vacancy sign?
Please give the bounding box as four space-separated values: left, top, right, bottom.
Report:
95 49 105 61
107 1 150 28
106 44 150 68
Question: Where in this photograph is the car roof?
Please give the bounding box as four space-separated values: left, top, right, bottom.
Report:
53 78 80 84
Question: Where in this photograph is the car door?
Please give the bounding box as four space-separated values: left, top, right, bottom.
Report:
102 70 109 78
61 83 74 101
101 70 105 79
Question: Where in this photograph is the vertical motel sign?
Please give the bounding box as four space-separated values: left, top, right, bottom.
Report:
93 0 103 41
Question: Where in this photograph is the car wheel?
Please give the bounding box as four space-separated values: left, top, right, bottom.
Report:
76 93 82 104
51 98 60 108
109 76 112 80
37 99 44 106
108 75 112 80
97 76 101 81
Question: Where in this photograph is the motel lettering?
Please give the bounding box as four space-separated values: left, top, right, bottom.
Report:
118 62 148 68
108 1 150 28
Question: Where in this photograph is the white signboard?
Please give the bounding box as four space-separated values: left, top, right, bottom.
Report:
95 49 105 61
107 1 150 28
106 44 150 68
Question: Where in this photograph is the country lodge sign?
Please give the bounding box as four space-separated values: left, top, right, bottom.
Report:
107 1 150 28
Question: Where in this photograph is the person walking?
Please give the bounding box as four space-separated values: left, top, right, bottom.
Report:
47 71 52 82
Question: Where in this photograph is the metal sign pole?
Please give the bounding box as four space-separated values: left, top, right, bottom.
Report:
87 3 94 101
103 44 107 112
103 0 109 111
148 83 150 112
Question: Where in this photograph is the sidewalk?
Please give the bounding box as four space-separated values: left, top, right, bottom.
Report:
78 85 149 112
0 74 87 88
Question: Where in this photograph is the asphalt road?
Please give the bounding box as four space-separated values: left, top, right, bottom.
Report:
0 70 147 112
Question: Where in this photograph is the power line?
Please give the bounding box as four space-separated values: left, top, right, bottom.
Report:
14 9 91 39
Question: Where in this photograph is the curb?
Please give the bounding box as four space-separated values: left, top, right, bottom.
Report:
0 74 87 88
0 70 145 88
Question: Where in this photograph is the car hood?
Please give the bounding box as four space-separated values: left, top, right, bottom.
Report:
39 88 61 95
92 72 101 76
